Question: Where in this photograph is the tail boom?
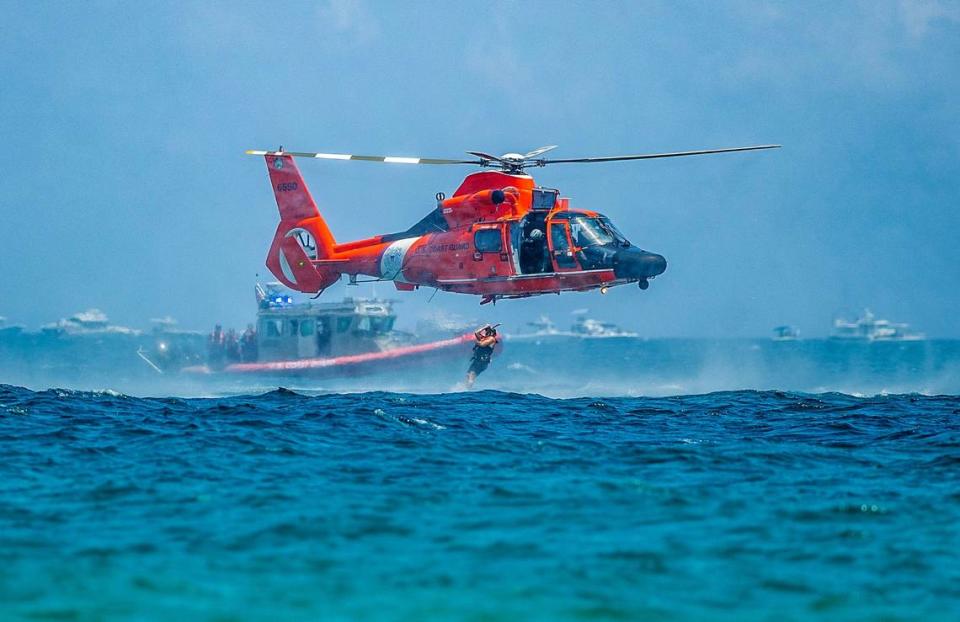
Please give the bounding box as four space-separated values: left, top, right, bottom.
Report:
258 152 431 293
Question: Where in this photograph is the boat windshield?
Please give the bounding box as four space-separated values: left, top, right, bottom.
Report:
569 216 627 248
355 316 396 333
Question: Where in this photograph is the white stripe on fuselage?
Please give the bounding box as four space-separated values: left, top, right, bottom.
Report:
379 237 420 283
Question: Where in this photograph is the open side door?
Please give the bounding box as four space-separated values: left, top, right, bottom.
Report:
549 221 581 272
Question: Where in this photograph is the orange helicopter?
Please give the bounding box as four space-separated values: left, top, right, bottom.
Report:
247 144 778 304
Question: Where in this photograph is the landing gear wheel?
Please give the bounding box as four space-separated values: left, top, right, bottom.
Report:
638 279 649 290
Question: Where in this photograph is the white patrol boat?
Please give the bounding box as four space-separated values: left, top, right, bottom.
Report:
569 310 638 338
831 309 925 341
41 309 141 337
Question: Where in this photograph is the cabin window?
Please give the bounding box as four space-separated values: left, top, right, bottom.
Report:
289 319 299 335
532 188 558 210
300 319 315 337
337 316 353 333
474 228 502 253
262 318 283 337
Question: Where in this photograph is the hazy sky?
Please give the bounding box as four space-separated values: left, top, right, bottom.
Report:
1 1 958 337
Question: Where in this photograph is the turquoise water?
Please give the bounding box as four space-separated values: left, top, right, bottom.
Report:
1 383 958 621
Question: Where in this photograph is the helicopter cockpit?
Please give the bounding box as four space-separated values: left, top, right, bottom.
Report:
544 211 666 285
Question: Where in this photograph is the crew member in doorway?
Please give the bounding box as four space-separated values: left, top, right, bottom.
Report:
529 228 551 272
519 228 551 274
466 324 499 389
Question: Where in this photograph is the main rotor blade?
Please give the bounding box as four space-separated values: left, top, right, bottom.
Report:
466 150 506 163
523 145 558 159
245 149 480 165
538 144 781 165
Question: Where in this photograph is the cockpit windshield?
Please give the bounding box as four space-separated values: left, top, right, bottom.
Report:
599 217 630 246
568 216 628 248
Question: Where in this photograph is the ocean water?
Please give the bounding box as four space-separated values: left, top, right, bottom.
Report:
1 384 958 621
2 334 959 397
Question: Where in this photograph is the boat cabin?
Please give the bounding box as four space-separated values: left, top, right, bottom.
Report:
257 296 398 361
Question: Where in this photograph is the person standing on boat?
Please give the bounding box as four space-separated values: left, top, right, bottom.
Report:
225 328 240 362
466 324 499 389
240 324 258 362
207 324 226 370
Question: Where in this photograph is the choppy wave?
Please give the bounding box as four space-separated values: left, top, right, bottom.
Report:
1 383 958 620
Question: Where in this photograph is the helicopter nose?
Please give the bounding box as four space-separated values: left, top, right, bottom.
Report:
613 248 667 280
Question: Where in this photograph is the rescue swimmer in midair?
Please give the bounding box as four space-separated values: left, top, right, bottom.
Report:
466 323 499 389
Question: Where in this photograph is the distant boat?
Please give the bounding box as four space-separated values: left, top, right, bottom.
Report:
569 310 637 338
514 311 638 339
527 315 565 337
831 309 925 341
508 315 574 340
415 310 478 340
772 325 799 341
40 309 141 337
0 316 24 336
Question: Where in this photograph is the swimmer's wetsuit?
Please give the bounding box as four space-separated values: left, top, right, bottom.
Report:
468 342 495 376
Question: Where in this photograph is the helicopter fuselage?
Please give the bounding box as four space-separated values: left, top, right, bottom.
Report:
263 156 666 303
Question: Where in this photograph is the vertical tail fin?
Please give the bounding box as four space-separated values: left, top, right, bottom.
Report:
265 153 335 248
261 153 340 293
